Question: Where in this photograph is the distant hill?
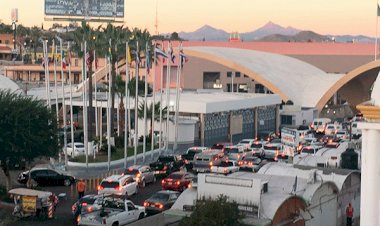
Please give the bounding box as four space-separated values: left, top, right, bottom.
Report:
176 21 374 43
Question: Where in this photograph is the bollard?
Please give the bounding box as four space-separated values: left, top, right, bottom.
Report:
48 203 54 219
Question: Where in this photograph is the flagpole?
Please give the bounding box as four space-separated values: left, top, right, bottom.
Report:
173 44 182 151
53 40 59 127
151 42 157 159
165 42 171 151
46 41 51 109
42 40 48 107
124 42 130 168
376 2 379 61
116 60 120 137
83 41 89 170
134 41 139 165
57 36 67 170
107 55 112 171
158 42 164 154
68 42 74 170
94 50 98 139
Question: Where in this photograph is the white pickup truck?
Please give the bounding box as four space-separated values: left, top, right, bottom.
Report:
210 160 239 175
78 199 145 226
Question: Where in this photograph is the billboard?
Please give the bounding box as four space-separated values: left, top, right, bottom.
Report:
44 0 124 18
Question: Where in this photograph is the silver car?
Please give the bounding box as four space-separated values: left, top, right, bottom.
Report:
123 165 156 187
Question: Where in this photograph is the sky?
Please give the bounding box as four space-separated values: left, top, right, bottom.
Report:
0 0 377 37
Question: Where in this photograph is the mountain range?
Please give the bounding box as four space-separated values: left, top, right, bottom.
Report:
176 21 375 43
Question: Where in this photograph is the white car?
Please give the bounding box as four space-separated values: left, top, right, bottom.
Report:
237 139 256 151
336 130 349 140
324 123 342 135
97 175 138 197
66 142 85 157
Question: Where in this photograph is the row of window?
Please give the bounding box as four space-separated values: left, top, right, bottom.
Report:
226 71 249 78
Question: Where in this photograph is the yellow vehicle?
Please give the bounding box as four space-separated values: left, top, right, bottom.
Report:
8 188 57 219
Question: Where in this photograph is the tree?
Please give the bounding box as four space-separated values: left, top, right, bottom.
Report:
170 32 181 40
0 90 58 191
137 100 167 141
180 195 246 226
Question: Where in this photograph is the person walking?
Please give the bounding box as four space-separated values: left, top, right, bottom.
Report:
76 179 86 199
346 202 354 226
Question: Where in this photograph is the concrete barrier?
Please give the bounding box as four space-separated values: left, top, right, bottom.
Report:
67 148 162 168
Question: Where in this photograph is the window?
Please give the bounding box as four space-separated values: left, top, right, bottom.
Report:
5 40 9 45
75 59 79 67
227 72 232 78
281 115 293 125
47 170 58 176
127 202 135 211
235 72 241 77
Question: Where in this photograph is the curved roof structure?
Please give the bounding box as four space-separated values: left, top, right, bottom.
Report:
185 47 344 108
0 74 21 93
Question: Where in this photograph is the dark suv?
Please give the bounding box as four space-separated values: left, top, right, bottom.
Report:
18 168 76 187
150 155 183 176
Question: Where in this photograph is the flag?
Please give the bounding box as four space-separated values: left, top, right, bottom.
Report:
62 50 67 69
179 49 188 67
127 46 132 65
378 4 380 16
154 46 168 59
168 42 175 64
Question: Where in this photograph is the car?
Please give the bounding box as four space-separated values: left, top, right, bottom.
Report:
324 123 342 135
249 140 266 157
210 160 239 175
181 147 209 170
319 134 340 144
18 168 75 187
238 156 263 172
223 145 245 161
161 172 192 192
150 155 183 176
123 165 156 187
210 142 232 151
192 150 225 173
300 145 321 155
236 139 256 151
336 129 349 140
310 118 332 134
143 190 180 215
97 175 138 197
66 142 85 157
71 194 107 220
263 143 282 161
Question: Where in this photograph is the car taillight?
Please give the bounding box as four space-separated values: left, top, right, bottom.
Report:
238 161 242 165
163 166 168 170
328 139 333 143
188 183 192 188
87 206 92 212
237 154 240 159
282 152 285 157
115 186 123 191
77 215 81 223
248 162 253 166
82 202 87 206
224 168 227 173
156 203 164 209
144 202 149 207
175 181 180 185
97 185 103 191
209 162 213 166
161 179 166 184
136 173 141 178
274 157 278 161
276 150 279 156
71 204 76 212
214 157 218 161
184 160 189 164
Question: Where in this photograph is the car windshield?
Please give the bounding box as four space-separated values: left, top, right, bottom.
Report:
244 157 260 163
251 143 262 148
158 156 174 162
211 144 224 149
125 169 139 175
195 156 210 161
302 148 315 154
337 131 346 135
239 140 250 144
167 174 183 180
225 148 239 153
75 144 84 148
187 150 201 156
327 126 335 129
220 161 233 167
100 181 119 188
264 145 279 150
149 193 169 202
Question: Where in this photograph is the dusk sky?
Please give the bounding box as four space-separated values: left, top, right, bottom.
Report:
0 0 377 37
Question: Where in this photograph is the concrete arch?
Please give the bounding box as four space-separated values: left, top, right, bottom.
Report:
185 48 290 101
316 60 380 110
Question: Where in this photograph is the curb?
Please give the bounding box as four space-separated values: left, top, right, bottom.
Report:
67 148 162 168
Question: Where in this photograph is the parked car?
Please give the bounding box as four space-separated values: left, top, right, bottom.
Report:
18 168 75 187
143 190 180 215
181 147 209 170
123 165 156 187
319 134 340 144
223 145 245 161
210 142 232 151
249 141 266 157
336 130 349 140
210 160 239 175
238 156 263 172
66 142 85 157
301 145 322 155
97 175 138 197
150 155 183 176
161 172 192 192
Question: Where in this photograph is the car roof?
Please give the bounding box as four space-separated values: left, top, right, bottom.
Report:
127 165 147 170
103 174 130 182
157 190 180 195
169 171 187 176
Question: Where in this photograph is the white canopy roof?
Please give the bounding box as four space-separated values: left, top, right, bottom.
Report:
186 47 344 108
0 74 21 93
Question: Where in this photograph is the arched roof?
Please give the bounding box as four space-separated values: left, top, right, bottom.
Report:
185 47 344 108
0 74 21 93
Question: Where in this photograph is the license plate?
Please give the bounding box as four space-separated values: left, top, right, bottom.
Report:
168 182 172 185
150 204 155 207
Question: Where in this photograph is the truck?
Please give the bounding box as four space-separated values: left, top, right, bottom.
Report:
281 127 310 158
78 199 145 226
210 160 239 175
181 147 209 170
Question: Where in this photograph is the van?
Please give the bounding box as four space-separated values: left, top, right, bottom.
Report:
192 151 225 173
310 118 332 134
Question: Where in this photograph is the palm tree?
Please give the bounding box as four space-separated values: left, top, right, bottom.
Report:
137 100 167 143
29 26 43 63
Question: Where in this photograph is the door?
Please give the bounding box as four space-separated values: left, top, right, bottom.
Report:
32 170 48 186
125 202 137 223
46 170 60 185
125 177 136 196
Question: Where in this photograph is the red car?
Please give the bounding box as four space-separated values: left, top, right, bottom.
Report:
161 172 192 192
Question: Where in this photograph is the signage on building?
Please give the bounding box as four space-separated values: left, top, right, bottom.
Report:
44 0 124 18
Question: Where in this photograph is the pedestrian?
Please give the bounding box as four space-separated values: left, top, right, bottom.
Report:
346 202 354 226
76 179 86 199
